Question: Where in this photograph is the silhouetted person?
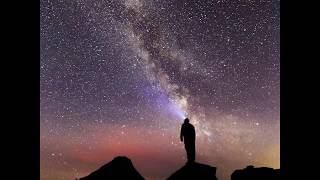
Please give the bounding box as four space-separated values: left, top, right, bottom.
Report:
180 118 196 163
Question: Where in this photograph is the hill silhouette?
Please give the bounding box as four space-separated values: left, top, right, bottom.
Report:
166 162 218 180
77 156 281 180
231 165 280 180
78 156 145 180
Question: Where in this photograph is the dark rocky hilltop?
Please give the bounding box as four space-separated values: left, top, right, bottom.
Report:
231 165 280 180
78 156 144 180
166 162 218 180
78 157 281 180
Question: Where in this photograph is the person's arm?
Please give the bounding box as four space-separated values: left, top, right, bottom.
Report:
180 125 183 142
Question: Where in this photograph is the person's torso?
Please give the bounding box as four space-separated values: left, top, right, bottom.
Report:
183 123 195 140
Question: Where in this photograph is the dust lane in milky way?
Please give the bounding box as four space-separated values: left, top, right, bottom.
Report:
40 0 280 180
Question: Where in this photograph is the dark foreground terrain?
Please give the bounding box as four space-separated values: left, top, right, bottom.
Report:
79 156 144 180
78 156 280 180
231 165 280 180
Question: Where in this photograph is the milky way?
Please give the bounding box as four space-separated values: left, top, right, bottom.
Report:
40 0 280 180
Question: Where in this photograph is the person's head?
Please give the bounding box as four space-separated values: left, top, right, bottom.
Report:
184 118 189 123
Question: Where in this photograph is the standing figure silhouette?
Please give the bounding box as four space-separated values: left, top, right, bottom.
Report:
180 118 196 163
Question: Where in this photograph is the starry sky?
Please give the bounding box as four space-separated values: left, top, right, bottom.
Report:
40 0 280 180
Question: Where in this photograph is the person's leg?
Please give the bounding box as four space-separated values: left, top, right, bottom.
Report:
191 141 195 162
185 143 191 162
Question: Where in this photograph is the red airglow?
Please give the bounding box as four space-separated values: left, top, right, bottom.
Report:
62 124 183 165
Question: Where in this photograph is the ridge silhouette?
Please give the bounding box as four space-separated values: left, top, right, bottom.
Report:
166 161 218 180
231 165 280 180
77 157 281 180
78 156 144 180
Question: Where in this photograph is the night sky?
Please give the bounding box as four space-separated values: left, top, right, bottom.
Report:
40 0 280 180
